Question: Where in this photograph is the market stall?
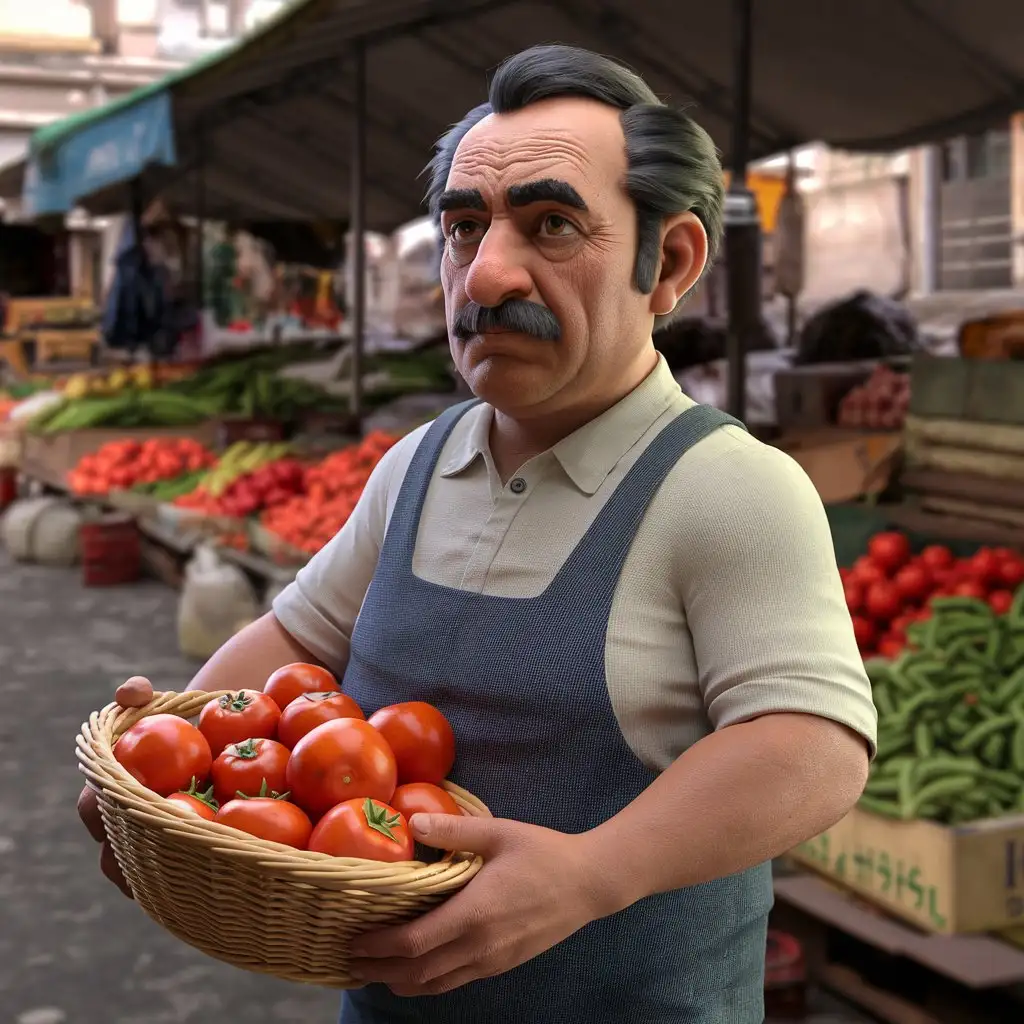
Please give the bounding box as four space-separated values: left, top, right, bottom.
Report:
2 0 1020 424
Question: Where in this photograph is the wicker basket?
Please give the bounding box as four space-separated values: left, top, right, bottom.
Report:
76 689 490 987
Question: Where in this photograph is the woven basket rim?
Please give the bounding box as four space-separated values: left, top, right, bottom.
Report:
77 688 490 891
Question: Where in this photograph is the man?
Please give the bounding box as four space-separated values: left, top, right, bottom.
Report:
80 44 876 1024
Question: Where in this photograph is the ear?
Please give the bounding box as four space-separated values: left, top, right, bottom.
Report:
648 213 708 317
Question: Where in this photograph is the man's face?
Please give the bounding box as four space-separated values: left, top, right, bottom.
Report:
438 97 655 418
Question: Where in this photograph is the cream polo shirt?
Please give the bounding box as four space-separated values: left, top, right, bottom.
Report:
273 355 877 771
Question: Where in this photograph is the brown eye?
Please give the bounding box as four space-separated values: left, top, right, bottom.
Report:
449 220 483 243
539 214 577 238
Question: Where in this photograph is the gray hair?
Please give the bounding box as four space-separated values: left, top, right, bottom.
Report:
425 44 725 327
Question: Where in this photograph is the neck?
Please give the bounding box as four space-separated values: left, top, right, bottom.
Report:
489 346 659 481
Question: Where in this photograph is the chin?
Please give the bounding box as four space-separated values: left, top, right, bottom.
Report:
461 357 557 412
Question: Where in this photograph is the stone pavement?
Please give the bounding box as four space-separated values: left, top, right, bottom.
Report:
0 550 337 1024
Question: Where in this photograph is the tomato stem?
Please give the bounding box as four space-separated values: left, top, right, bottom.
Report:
362 798 402 842
181 776 220 811
219 691 255 713
227 738 260 759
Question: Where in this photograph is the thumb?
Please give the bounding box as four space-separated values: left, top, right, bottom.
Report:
115 676 154 709
409 812 509 856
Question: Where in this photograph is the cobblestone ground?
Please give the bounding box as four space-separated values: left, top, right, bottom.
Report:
0 549 869 1024
0 550 338 1024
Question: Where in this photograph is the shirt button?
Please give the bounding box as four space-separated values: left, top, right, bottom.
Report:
509 477 527 494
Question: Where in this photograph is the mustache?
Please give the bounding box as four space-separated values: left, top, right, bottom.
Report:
452 300 561 342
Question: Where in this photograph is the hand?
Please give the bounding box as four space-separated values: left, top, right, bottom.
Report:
349 813 615 997
77 676 155 898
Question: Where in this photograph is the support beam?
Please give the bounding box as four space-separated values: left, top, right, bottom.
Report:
724 0 761 423
350 43 367 425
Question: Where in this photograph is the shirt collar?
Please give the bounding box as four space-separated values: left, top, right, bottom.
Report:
437 354 683 493
439 402 492 477
551 354 682 495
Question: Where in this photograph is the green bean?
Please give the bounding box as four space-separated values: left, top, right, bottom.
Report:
953 714 1016 754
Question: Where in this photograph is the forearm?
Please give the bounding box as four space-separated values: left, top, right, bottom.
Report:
186 612 325 693
586 712 869 913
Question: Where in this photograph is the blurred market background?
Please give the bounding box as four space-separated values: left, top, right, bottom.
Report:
3 1 1024 1022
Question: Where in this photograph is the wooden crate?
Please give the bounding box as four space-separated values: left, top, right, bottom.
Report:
909 354 1024 427
790 806 1024 935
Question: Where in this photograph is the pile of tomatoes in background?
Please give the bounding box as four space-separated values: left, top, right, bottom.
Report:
112 664 461 861
841 531 1024 659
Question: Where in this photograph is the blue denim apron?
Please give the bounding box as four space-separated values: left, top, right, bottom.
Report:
339 400 772 1023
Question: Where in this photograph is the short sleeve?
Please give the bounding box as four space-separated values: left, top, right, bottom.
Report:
272 426 428 674
677 438 877 755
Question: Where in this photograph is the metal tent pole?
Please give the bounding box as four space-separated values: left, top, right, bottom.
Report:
349 42 367 426
195 127 207 326
724 0 761 423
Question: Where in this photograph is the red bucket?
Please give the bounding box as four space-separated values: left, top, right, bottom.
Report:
80 514 141 587
0 466 17 511
764 929 807 1019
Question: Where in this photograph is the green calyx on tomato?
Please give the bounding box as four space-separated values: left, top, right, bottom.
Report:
219 691 256 714
227 738 262 760
363 799 403 842
236 778 290 801
180 775 219 811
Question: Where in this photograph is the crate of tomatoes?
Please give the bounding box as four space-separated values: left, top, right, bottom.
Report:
76 666 489 987
841 529 1024 660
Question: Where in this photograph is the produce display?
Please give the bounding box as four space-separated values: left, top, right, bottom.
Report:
67 437 217 497
259 431 398 555
172 442 303 518
862 587 1024 825
112 664 461 860
841 531 1024 659
836 364 910 431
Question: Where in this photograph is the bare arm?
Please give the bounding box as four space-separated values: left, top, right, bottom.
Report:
587 712 868 913
185 612 324 693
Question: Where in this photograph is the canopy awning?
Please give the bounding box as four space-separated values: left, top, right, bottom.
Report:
6 0 1024 230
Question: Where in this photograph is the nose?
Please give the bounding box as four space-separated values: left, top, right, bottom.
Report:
463 221 534 308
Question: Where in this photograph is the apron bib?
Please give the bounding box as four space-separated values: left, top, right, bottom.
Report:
339 401 772 1024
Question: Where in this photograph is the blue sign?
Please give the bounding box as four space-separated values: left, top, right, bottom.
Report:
22 90 176 216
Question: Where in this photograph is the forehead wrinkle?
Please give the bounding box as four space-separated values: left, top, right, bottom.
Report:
451 131 596 180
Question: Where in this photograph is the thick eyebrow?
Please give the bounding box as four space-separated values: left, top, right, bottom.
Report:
437 188 487 213
507 179 588 211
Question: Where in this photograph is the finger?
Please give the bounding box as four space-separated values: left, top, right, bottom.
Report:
77 786 107 844
115 676 154 708
389 964 485 998
350 939 470 989
350 886 481 959
409 812 509 856
99 841 133 899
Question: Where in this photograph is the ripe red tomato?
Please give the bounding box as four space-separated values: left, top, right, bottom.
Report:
113 714 212 797
920 545 954 571
166 791 217 821
952 580 987 600
198 690 281 756
997 558 1024 590
211 737 291 806
278 691 366 749
264 663 340 712
864 581 902 623
307 798 414 862
843 580 865 613
988 589 1015 615
286 718 398 816
877 636 905 659
967 548 1001 585
214 797 312 849
867 532 911 574
390 782 461 822
850 556 886 585
892 564 930 604
368 702 457 786
851 615 876 651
